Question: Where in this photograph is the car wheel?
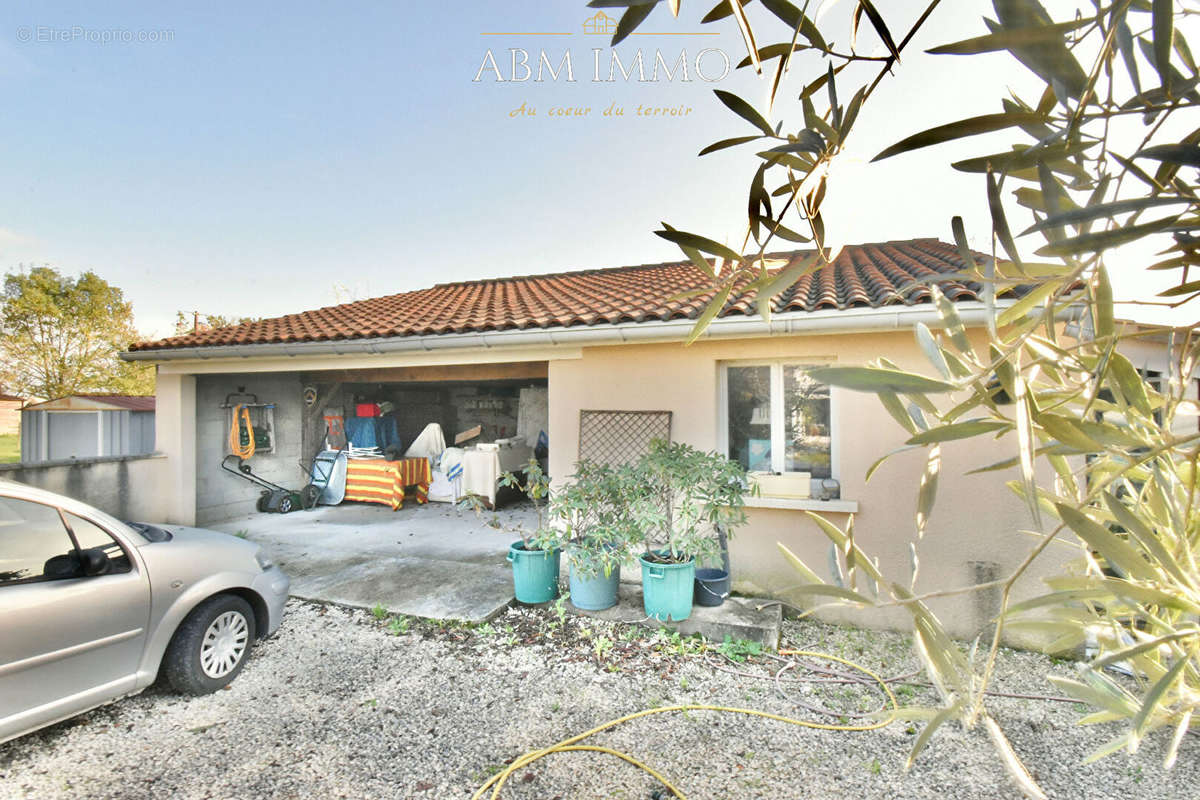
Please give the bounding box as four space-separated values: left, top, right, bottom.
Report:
163 594 257 695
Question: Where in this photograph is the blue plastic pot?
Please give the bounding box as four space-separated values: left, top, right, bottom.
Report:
507 541 561 604
640 551 695 622
569 564 620 610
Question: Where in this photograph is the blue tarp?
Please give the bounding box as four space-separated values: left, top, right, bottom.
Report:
344 416 400 450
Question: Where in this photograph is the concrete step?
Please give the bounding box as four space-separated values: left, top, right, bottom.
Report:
292 556 515 624
566 585 782 651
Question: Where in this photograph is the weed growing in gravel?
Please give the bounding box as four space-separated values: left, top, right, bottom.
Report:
234 529 248 539
618 626 645 643
654 629 706 657
371 603 388 620
593 636 613 665
549 594 569 631
387 616 410 636
475 622 495 638
716 636 762 663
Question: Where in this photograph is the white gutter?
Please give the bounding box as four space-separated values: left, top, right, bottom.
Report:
123 302 1017 362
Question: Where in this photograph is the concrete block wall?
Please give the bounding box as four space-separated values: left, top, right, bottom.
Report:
0 454 169 522
195 373 305 524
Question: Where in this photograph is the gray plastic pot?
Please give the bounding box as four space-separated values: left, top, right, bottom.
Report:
693 567 730 607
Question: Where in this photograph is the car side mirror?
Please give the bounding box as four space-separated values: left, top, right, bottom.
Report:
79 548 111 577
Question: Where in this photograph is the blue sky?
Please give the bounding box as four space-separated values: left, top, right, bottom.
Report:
0 1 1190 337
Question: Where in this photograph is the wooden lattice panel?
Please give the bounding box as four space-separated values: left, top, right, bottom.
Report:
578 410 672 466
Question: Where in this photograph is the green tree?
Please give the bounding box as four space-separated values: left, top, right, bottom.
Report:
598 0 1199 795
0 266 155 399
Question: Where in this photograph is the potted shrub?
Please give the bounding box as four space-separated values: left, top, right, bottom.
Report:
551 461 663 611
462 459 563 604
637 439 750 621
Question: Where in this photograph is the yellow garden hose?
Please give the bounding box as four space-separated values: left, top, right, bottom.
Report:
229 404 255 459
473 649 898 800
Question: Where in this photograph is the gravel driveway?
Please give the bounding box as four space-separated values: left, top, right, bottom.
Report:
2 599 1196 799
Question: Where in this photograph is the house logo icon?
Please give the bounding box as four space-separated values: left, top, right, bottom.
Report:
583 11 619 35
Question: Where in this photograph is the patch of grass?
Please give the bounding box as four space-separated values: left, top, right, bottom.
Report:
371 603 388 620
387 616 410 636
0 434 19 464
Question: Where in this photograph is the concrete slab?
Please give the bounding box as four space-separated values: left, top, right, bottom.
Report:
209 501 536 623
569 585 783 650
207 502 782 637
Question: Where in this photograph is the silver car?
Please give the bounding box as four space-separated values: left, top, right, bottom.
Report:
0 481 289 744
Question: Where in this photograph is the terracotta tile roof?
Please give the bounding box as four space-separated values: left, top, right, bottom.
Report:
131 238 1017 352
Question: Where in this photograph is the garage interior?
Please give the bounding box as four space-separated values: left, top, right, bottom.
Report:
297 361 548 472
193 361 551 622
193 361 549 525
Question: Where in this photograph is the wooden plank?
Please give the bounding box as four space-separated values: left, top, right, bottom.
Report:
454 424 481 445
300 362 547 384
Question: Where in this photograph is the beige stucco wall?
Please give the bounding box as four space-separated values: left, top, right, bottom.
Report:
548 330 1071 644
154 371 197 525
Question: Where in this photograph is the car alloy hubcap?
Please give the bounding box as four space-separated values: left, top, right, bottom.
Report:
200 611 249 679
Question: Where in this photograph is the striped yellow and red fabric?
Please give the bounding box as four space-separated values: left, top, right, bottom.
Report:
343 458 431 510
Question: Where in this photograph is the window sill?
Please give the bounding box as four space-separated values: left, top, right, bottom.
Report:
744 496 859 513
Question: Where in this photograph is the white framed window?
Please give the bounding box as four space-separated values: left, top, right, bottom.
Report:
719 362 835 478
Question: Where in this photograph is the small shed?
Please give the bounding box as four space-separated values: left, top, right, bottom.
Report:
20 395 156 463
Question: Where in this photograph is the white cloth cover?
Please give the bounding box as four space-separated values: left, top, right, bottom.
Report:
404 422 446 460
460 441 535 505
427 447 466 503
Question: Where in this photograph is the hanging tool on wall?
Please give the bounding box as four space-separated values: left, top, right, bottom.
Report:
221 389 276 455
229 404 256 459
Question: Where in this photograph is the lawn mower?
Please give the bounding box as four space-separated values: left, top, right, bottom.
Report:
220 454 309 514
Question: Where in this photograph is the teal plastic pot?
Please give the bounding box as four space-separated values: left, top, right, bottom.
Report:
569 564 620 610
507 541 561 604
640 551 695 622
